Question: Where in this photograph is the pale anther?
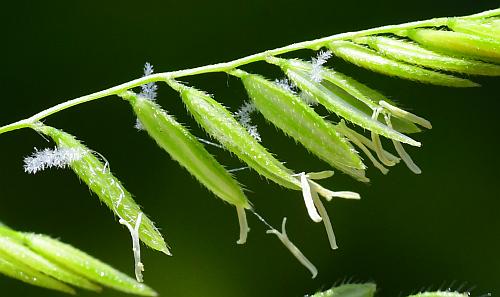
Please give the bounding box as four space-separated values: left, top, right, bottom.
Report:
266 218 318 278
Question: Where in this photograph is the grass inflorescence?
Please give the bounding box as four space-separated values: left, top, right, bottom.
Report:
0 8 498 295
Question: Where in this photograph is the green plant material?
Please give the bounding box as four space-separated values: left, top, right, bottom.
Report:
268 57 422 146
0 9 499 292
0 236 101 292
0 254 76 294
123 91 250 209
310 283 376 297
236 70 367 181
327 40 479 87
23 233 157 296
33 124 169 255
174 82 301 190
0 223 155 295
355 36 500 76
281 59 428 133
406 29 500 63
447 17 500 41
171 81 359 249
122 90 251 243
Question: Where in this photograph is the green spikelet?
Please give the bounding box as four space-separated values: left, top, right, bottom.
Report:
33 124 169 255
327 40 479 87
235 70 367 181
122 91 250 209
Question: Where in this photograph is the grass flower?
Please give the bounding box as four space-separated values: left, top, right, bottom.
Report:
0 9 498 291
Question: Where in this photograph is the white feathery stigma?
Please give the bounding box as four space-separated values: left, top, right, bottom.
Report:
134 118 145 131
310 50 332 83
275 78 297 94
135 62 158 130
139 62 158 101
24 147 85 174
235 101 261 142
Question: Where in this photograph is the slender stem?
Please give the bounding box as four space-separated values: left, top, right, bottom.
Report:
0 74 169 135
0 8 497 135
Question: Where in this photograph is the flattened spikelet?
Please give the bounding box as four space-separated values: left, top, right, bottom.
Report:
407 28 500 63
0 254 76 294
237 70 367 181
268 57 422 146
34 124 169 255
23 233 157 296
283 59 423 133
355 36 500 76
173 81 301 190
327 40 479 87
0 236 101 292
122 91 250 209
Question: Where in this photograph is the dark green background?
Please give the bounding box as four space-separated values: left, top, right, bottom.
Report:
0 1 498 296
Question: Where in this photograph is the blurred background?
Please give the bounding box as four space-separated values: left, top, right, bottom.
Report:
0 1 499 296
